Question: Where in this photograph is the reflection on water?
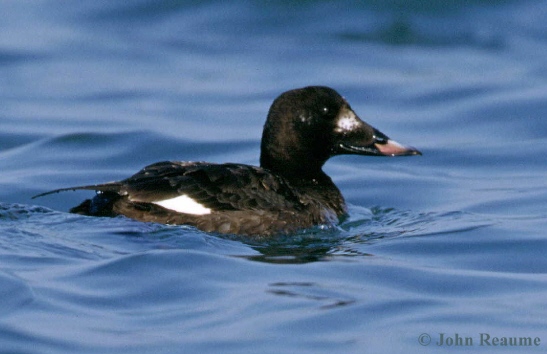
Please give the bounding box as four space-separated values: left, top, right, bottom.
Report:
235 206 493 264
267 281 357 310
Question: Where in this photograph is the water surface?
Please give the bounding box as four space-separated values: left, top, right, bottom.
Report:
1 1 547 353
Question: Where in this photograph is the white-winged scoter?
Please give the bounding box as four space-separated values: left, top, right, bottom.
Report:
34 86 421 237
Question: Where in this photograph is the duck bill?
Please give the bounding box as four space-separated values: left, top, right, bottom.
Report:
371 128 422 156
373 139 421 156
339 128 422 157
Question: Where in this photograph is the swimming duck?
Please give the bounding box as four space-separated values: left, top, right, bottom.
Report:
34 86 421 237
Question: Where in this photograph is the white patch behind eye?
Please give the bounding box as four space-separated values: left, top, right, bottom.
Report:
335 110 360 133
152 195 211 215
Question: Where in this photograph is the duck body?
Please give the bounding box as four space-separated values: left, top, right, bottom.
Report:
68 161 345 236
35 86 420 237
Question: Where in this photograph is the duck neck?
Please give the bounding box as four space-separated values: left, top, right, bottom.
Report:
260 153 347 217
260 153 326 183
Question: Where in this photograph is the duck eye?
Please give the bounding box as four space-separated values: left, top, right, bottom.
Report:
322 107 329 115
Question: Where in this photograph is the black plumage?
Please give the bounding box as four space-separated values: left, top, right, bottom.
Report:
34 86 421 237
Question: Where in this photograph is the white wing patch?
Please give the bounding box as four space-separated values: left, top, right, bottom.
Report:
152 195 212 215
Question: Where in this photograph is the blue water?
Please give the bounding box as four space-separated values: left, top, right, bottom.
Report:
1 1 547 353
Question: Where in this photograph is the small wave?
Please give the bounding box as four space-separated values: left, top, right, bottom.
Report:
1 201 493 265
341 206 493 240
241 206 494 263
